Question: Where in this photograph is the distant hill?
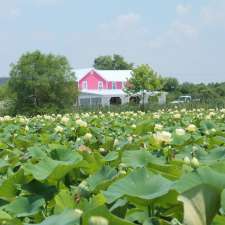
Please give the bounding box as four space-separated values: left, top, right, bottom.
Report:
0 77 9 85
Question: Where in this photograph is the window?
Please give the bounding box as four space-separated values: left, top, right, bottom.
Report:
98 81 103 90
82 80 88 89
112 81 116 89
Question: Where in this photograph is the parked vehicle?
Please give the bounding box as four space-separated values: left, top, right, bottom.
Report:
170 95 200 104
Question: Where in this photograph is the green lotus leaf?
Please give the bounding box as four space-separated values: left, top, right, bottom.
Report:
86 166 117 192
178 184 220 225
104 168 172 203
4 195 45 217
220 189 225 214
0 170 26 200
0 209 22 225
212 215 225 225
121 150 157 168
78 152 105 174
22 180 57 201
104 152 119 162
27 146 47 159
23 152 82 182
82 205 135 225
29 209 81 225
54 189 74 214
174 167 225 193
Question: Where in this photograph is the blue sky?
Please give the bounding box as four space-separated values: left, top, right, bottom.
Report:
0 0 225 83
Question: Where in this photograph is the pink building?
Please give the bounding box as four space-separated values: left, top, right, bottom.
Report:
74 68 167 106
75 68 132 106
76 68 131 91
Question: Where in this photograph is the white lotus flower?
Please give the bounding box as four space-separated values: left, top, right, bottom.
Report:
153 131 172 144
153 113 160 119
175 128 186 136
186 124 197 132
84 133 92 141
127 136 133 143
54 125 64 133
99 148 106 153
76 119 87 128
154 124 163 131
174 113 181 119
89 216 109 225
61 116 69 124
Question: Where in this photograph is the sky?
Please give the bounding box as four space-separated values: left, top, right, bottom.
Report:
0 0 225 83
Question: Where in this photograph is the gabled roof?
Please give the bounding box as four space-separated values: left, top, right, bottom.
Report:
74 68 132 82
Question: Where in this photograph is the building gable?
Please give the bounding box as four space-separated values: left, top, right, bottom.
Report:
79 70 107 90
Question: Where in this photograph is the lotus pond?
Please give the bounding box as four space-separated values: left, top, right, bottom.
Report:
0 108 225 225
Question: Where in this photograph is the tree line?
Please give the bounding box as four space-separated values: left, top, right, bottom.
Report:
0 51 224 115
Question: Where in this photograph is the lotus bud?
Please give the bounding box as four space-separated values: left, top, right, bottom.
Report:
118 170 127 176
211 128 216 133
114 139 119 146
191 157 200 168
24 125 29 131
89 216 109 225
84 133 92 141
99 148 107 154
127 136 133 143
74 208 83 217
118 163 127 170
184 156 191 165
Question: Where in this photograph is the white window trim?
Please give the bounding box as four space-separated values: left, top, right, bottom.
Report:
98 81 103 90
82 80 88 89
112 81 116 90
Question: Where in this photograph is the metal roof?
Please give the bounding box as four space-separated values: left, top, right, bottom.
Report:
74 68 132 82
80 89 127 96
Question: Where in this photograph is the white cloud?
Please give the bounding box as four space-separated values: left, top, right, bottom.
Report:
200 3 225 25
148 21 197 50
0 2 21 19
33 0 63 6
9 8 21 17
170 22 197 38
176 4 192 15
99 13 141 33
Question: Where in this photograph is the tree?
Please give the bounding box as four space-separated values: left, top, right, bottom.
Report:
93 54 133 70
8 51 78 114
125 64 162 109
162 77 179 92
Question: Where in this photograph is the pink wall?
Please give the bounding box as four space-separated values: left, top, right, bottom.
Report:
79 70 125 90
108 81 123 89
79 70 107 90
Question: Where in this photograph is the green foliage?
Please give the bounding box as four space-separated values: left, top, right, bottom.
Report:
162 77 179 92
126 64 162 94
125 64 162 109
0 99 225 224
0 83 12 101
165 81 225 104
93 54 133 70
8 50 78 115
